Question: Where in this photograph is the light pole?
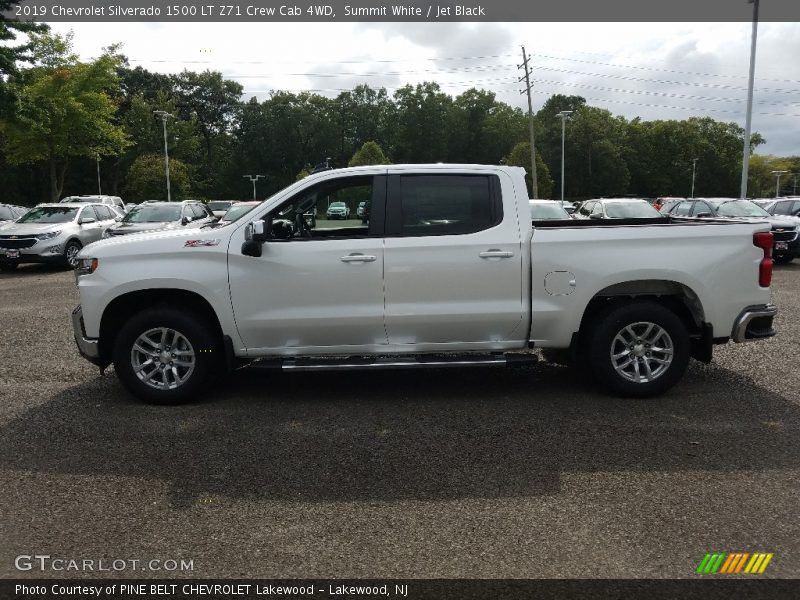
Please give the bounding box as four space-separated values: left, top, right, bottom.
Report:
243 175 266 201
771 170 788 198
96 154 102 195
153 110 175 201
691 158 698 198
556 110 573 204
740 0 759 199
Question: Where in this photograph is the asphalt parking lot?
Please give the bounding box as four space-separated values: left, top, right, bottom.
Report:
1 263 799 579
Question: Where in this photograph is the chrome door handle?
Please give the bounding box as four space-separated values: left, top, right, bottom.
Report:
479 250 514 259
340 253 377 263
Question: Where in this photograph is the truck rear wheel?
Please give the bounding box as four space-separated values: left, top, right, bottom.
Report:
113 307 219 404
586 300 690 398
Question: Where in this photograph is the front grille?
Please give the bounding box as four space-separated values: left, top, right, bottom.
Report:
772 228 798 243
0 237 37 249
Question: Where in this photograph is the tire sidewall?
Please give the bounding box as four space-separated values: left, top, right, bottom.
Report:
588 301 690 398
113 307 218 404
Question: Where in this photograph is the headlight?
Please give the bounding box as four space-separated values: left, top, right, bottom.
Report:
75 257 98 276
35 230 61 240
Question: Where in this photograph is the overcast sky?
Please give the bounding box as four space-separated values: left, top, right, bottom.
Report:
49 21 800 156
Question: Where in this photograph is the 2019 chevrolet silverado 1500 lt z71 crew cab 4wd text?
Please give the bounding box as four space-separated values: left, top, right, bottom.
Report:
71 165 777 404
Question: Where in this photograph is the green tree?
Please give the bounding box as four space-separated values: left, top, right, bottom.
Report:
0 0 48 113
505 142 554 198
748 154 794 198
124 154 191 201
348 141 389 166
1 33 129 201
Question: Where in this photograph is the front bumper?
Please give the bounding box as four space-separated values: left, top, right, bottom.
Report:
732 304 778 342
71 305 102 366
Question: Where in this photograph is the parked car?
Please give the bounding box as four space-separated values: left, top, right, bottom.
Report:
207 200 236 219
326 201 350 220
61 195 126 214
71 164 776 404
214 201 260 227
762 197 800 218
654 197 685 212
102 201 216 238
0 203 119 270
0 203 27 226
529 200 572 220
662 198 799 264
357 201 366 218
574 198 665 220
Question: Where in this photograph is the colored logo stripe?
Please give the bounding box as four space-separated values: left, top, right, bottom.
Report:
697 552 773 574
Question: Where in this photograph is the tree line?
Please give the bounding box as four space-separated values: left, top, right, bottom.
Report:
1 27 798 206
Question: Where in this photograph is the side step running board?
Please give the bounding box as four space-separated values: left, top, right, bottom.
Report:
250 353 537 372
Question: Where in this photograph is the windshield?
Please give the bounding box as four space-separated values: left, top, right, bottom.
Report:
530 203 569 219
716 200 770 218
123 204 182 223
208 201 233 211
329 202 346 208
605 202 662 218
17 206 78 224
222 204 257 222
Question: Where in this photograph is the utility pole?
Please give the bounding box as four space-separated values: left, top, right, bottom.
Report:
691 158 698 198
740 0 760 199
518 46 539 199
792 173 798 195
243 175 266 201
96 154 102 195
771 170 787 198
556 110 573 204
154 110 175 201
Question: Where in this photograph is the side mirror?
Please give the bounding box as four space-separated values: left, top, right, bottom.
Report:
589 213 603 220
242 219 270 257
181 216 190 226
695 212 712 218
80 217 97 225
115 216 123 222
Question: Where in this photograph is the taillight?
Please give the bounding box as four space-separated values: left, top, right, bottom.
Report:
753 231 773 287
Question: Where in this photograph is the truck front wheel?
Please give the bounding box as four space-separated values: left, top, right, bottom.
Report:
113 307 219 404
586 300 690 398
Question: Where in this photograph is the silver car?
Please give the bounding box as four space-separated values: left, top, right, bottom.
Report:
102 201 216 238
0 203 119 271
61 194 126 214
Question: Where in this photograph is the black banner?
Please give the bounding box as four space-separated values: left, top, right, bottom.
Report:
3 0 800 23
4 579 800 600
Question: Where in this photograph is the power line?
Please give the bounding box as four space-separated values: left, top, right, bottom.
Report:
528 51 800 85
533 65 800 95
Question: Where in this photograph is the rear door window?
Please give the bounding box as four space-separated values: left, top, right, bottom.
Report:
388 174 501 236
672 201 694 216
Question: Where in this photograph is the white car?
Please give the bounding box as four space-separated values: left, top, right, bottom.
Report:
0 203 119 270
71 164 777 404
529 200 572 220
326 201 350 220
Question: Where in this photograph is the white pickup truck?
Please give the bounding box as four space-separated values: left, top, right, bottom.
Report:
71 165 777 404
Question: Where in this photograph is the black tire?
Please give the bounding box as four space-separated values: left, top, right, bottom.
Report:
113 306 220 404
774 254 793 265
63 239 82 269
585 300 690 398
0 262 18 272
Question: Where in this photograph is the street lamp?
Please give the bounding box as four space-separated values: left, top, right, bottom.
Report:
691 158 698 198
153 110 175 201
96 154 102 195
555 110 573 204
243 174 266 201
740 0 760 199
771 170 788 198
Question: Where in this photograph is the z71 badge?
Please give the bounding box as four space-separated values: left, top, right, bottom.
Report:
184 239 220 247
